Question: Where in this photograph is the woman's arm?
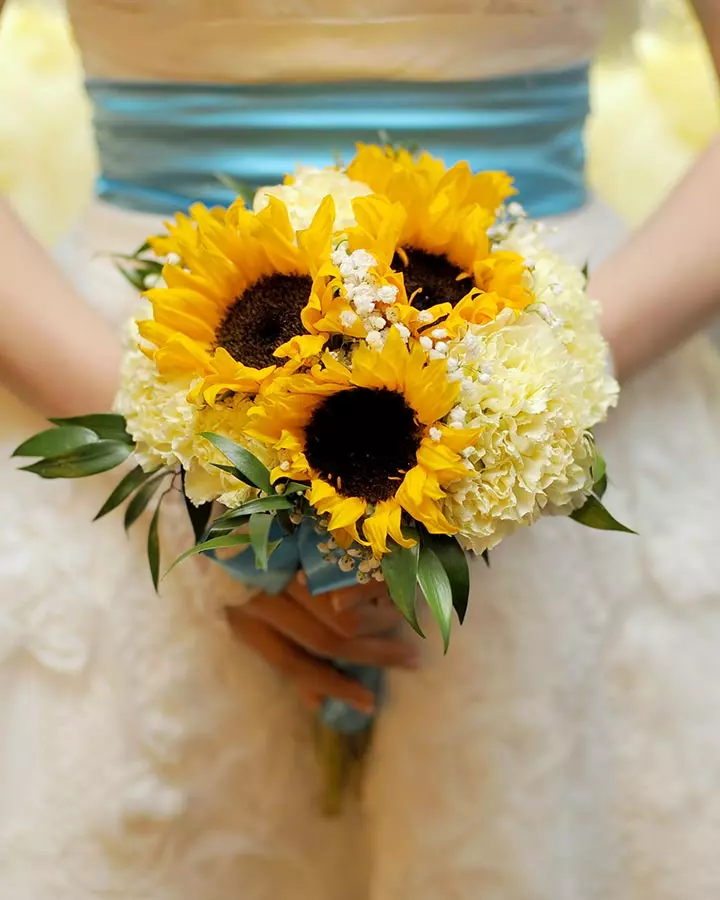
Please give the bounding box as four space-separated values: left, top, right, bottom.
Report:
590 0 720 382
0 198 122 416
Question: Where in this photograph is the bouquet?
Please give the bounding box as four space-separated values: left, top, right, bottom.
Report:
14 145 631 812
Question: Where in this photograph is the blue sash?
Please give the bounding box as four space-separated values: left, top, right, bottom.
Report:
87 64 590 218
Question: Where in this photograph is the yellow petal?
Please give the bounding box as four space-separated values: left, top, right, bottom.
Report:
362 499 414 557
308 479 340 512
416 438 469 484
274 333 328 362
327 496 367 532
351 325 408 392
438 425 481 454
404 357 459 425
396 466 457 535
154 335 214 377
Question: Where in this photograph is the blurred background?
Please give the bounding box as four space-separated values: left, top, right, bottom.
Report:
0 0 717 248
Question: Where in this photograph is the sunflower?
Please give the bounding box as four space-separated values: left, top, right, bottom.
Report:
147 200 233 261
138 195 352 404
344 146 535 341
246 327 478 557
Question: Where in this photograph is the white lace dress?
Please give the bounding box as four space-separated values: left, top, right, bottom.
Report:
2 2 720 898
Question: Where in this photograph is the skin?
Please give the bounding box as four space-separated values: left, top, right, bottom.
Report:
0 1 718 705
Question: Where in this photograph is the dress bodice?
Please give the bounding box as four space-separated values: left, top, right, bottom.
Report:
67 0 607 83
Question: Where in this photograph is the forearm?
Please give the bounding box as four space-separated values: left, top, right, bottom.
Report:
591 138 720 382
0 198 122 417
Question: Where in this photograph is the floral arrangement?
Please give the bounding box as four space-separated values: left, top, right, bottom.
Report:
13 145 631 810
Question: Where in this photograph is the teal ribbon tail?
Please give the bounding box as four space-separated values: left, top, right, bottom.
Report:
207 519 381 735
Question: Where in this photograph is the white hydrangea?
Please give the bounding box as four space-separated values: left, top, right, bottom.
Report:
253 166 372 232
442 231 618 554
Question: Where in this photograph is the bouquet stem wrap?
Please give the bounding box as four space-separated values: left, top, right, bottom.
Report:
208 519 383 812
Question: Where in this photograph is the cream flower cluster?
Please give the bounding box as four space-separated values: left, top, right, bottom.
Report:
253 166 371 232
114 321 259 509
440 226 618 553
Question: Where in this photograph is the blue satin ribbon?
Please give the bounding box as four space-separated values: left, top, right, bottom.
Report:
211 519 377 734
87 63 590 219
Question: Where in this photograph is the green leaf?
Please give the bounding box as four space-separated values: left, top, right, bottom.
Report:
571 495 636 534
164 532 252 577
184 496 214 542
421 532 470 625
115 261 147 292
215 172 254 203
179 469 214 542
417 546 453 653
206 514 250 538
590 445 606 485
211 463 254 485
234 495 293 515
381 541 423 637
481 549 490 568
124 473 167 530
49 413 133 444
147 499 163 591
202 433 272 493
281 481 309 496
582 261 590 282
20 440 132 479
94 464 155 520
249 512 275 571
13 425 99 459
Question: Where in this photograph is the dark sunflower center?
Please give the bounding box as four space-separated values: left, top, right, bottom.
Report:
214 273 312 369
304 387 423 504
392 247 469 311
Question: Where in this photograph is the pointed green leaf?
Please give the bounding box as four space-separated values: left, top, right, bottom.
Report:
235 495 293 515
115 261 147 292
49 413 133 444
20 440 132 479
590 444 606 485
211 462 255 486
215 172 254 203
206 514 250 538
124 473 167 530
184 497 214 542
593 473 608 500
147 499 163 591
582 261 590 282
164 533 252 577
421 532 470 625
281 481 309 496
202 433 272 493
95 464 155 520
381 541 423 637
417 546 453 653
571 495 636 534
207 495 292 534
481 549 491 568
249 512 275 571
179 469 214 542
13 425 99 459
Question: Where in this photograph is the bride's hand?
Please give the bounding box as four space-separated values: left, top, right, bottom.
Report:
227 573 418 712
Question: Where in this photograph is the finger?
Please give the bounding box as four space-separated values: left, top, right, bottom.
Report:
243 593 418 669
327 579 390 613
227 611 375 712
285 578 403 638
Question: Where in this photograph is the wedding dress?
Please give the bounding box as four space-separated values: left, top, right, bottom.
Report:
1 2 720 898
